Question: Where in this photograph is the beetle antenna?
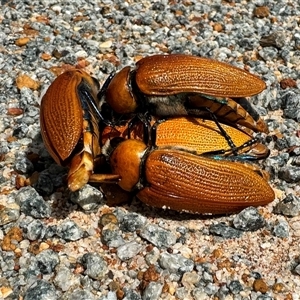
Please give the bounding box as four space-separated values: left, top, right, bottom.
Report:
201 107 239 155
203 137 266 160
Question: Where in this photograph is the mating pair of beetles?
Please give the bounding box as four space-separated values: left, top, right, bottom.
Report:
40 54 275 214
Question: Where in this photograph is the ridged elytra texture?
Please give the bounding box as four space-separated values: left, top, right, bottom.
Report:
137 149 274 214
154 117 266 156
135 54 266 97
102 117 269 159
40 70 96 165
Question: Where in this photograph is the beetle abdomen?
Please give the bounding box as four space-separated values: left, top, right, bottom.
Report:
135 54 266 98
138 149 274 214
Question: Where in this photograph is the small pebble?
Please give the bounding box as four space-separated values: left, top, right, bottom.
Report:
57 220 84 241
80 252 108 280
142 282 163 300
22 219 46 241
253 6 270 18
23 280 57 300
293 264 300 276
145 247 160 265
274 194 300 217
15 186 52 218
44 225 57 239
16 74 40 90
139 224 177 248
15 37 30 47
279 166 300 183
233 207 265 231
101 223 125 248
227 280 243 294
280 78 298 89
0 203 20 226
123 289 142 300
253 278 269 293
159 252 194 274
181 272 200 289
99 213 118 227
117 241 143 261
256 296 274 300
1 226 23 251
54 266 81 292
120 212 147 232
209 222 243 238
215 285 230 299
62 289 95 300
35 249 59 274
70 184 104 211
203 282 219 296
175 287 190 300
260 31 286 49
34 165 67 196
14 155 34 174
271 220 289 238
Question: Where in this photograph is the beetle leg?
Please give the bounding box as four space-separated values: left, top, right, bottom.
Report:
188 94 268 133
67 128 95 191
89 173 120 183
68 128 120 191
127 113 151 144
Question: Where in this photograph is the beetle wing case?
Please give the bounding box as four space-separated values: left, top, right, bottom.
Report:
135 54 266 98
137 149 274 214
40 70 87 165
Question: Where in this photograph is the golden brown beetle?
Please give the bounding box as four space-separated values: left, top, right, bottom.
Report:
40 69 119 191
101 116 273 214
100 54 268 133
107 138 274 214
101 116 269 159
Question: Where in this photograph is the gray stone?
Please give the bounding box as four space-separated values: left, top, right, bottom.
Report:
139 224 176 248
35 249 59 274
57 220 84 241
159 252 194 274
24 280 57 300
233 207 266 231
209 222 243 238
117 241 143 261
81 252 108 280
142 282 163 300
15 186 52 218
274 194 300 217
70 184 104 211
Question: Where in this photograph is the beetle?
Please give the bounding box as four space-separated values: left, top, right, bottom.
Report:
101 116 269 160
40 69 119 191
107 138 274 214
99 54 268 133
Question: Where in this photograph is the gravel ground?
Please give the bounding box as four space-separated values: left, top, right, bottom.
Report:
1 0 300 299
